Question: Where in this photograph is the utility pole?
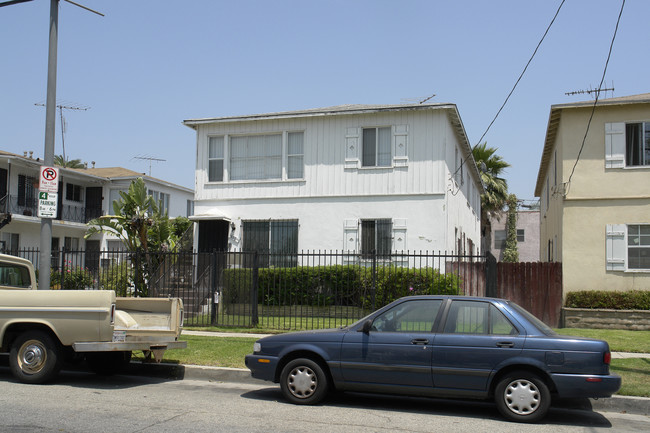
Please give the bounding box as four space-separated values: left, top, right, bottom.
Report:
39 0 58 290
1 0 103 289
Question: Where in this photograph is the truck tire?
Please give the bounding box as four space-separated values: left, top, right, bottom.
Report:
86 351 132 375
9 331 63 384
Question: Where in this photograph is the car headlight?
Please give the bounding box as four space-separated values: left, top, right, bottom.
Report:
253 342 261 353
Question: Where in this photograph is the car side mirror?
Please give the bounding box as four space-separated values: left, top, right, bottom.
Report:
361 319 372 334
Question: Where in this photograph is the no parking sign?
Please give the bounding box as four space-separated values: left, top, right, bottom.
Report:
39 166 59 193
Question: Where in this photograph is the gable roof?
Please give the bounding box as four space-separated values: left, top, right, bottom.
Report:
534 93 650 196
70 167 193 193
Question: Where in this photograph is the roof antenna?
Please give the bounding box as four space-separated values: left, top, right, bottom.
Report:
133 155 166 176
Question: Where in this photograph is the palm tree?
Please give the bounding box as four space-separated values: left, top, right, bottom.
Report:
54 154 85 169
472 142 510 219
472 142 510 253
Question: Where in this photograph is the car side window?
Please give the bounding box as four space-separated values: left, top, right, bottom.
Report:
0 263 31 288
443 301 517 335
371 300 442 333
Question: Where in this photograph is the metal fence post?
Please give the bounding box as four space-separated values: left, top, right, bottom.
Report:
371 249 377 311
251 251 259 326
59 247 65 290
211 249 217 326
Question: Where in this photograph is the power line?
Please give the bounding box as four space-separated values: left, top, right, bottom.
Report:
566 0 626 189
474 0 566 148
450 0 566 188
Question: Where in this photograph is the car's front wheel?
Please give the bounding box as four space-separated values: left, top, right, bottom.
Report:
494 371 551 423
280 358 329 405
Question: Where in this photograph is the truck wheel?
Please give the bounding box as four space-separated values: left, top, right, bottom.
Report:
10 331 63 384
86 351 132 375
280 358 329 405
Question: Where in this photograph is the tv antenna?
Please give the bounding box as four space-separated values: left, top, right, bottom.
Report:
565 82 615 99
35 101 90 162
401 93 436 104
133 155 166 176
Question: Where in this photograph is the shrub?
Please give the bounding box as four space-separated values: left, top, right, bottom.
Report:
220 265 461 309
565 290 650 310
50 261 94 290
99 261 133 297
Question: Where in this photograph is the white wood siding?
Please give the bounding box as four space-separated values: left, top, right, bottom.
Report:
195 110 453 201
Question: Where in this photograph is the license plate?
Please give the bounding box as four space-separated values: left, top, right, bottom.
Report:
112 330 127 343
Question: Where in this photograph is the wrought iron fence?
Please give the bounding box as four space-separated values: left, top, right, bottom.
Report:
3 248 486 330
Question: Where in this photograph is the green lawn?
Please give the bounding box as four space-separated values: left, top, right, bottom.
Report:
149 328 650 397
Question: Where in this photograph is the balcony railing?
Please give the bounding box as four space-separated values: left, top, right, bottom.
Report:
2 194 103 224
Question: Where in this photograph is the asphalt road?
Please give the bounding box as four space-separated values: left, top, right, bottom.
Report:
0 367 649 433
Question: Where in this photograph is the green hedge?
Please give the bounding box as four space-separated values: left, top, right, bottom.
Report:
221 265 461 309
565 290 650 310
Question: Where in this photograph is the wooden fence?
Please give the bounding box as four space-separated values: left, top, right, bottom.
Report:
451 259 563 327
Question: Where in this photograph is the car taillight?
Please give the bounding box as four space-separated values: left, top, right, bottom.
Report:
604 351 611 365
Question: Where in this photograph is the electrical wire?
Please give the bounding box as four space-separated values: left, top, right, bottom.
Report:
451 0 566 184
566 0 626 187
474 0 566 149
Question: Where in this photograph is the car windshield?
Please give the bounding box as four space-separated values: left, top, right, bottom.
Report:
507 301 556 336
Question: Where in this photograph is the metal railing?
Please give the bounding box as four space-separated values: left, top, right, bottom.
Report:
1 195 102 223
4 248 487 331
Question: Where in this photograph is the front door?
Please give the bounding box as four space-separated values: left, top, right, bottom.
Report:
340 299 443 389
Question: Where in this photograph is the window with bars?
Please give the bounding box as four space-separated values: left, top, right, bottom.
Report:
361 219 392 258
242 219 299 267
362 127 391 167
66 183 83 202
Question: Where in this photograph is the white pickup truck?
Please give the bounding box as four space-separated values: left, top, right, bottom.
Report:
0 253 186 384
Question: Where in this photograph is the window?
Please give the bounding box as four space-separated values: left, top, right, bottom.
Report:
0 263 31 288
371 300 442 333
0 232 19 254
517 229 525 242
361 219 392 258
443 300 516 335
287 132 304 179
231 134 282 181
626 122 650 166
17 174 36 208
628 224 650 270
148 189 170 215
65 183 83 202
242 220 298 267
208 136 224 182
186 199 194 217
494 230 506 249
362 127 391 167
64 237 79 251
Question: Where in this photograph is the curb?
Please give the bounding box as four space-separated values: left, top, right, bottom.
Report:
125 362 650 417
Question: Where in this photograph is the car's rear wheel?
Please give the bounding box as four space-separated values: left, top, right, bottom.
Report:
495 371 550 423
280 358 329 405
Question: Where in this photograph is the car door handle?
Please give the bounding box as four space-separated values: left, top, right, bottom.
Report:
411 338 429 345
496 341 514 348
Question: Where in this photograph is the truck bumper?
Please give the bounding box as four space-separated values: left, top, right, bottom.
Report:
72 340 187 352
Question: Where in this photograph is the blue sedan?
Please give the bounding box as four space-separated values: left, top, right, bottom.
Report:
245 296 621 422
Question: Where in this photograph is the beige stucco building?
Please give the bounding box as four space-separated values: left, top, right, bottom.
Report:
535 93 650 294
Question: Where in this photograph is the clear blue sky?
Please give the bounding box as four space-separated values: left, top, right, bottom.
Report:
1 0 647 201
